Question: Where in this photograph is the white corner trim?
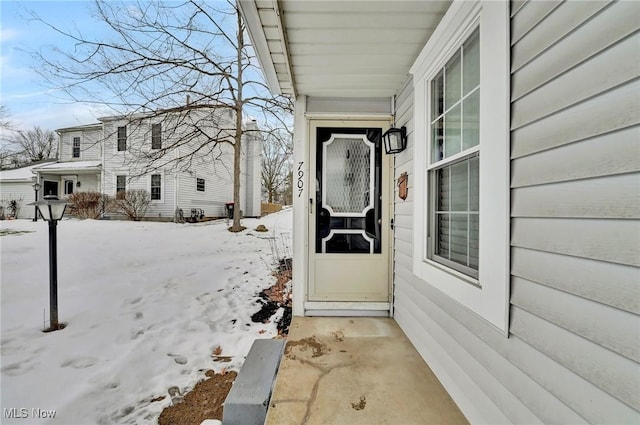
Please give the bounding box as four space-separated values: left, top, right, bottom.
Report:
292 95 308 317
410 1 510 334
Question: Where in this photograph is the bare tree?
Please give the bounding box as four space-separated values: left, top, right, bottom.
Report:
262 127 293 204
0 105 19 170
8 126 57 163
30 0 293 231
0 105 12 132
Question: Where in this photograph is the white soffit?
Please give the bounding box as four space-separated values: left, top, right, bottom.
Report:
241 0 452 98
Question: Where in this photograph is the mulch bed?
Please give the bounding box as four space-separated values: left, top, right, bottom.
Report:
157 370 237 425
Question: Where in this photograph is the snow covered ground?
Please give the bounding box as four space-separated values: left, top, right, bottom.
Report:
0 208 292 424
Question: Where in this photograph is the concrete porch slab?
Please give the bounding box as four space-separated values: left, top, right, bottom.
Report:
266 317 468 425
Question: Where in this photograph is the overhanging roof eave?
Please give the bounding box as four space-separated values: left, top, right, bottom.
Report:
239 0 296 98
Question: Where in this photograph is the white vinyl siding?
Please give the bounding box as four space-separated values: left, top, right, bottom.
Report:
0 181 37 219
99 109 261 219
393 1 640 423
58 127 101 162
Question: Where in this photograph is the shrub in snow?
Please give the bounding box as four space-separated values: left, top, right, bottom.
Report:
112 189 151 221
0 197 23 219
68 191 110 219
7 199 19 217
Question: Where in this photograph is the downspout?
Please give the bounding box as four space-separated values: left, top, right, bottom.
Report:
174 136 179 219
245 131 250 217
100 124 105 195
55 130 61 162
174 172 179 219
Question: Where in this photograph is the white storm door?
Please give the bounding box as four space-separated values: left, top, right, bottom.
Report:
309 121 391 302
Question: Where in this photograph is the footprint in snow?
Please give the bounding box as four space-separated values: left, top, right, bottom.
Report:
167 353 188 365
101 381 119 390
60 356 97 369
1 362 34 376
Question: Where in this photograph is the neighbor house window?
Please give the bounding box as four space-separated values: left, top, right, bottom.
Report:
196 178 205 192
64 179 74 195
116 175 126 199
151 174 161 200
117 126 127 151
429 28 479 278
72 137 81 158
151 123 162 149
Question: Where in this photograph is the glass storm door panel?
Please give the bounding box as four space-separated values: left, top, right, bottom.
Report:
309 123 390 304
43 181 59 197
316 128 382 254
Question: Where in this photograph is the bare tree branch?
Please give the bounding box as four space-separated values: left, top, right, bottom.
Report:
7 126 57 164
29 0 293 230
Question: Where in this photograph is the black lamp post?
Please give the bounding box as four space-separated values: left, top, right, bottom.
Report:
30 195 68 331
32 182 41 222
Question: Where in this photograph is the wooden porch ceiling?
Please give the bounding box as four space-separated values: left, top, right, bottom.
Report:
240 0 452 98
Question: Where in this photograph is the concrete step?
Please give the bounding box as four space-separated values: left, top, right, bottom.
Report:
223 338 286 425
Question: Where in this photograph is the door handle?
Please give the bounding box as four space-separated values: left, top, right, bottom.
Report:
309 198 313 214
390 218 394 229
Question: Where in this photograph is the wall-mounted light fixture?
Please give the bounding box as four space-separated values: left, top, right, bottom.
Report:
382 126 407 154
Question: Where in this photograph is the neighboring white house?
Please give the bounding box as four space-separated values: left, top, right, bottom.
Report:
240 1 640 424
0 161 55 219
31 110 262 219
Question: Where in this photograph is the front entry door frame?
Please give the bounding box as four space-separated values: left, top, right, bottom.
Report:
306 118 393 315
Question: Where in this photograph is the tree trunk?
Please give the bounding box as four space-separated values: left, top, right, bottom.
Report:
230 7 244 232
231 129 242 231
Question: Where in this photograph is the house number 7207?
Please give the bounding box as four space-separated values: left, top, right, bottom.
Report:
297 161 304 197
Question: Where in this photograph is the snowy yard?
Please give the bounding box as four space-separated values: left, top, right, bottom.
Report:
0 209 292 425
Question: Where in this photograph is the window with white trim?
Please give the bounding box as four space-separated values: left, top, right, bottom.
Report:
410 1 510 332
64 179 74 195
116 175 126 199
117 126 127 151
428 28 480 279
151 123 162 149
72 137 81 158
151 174 162 200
